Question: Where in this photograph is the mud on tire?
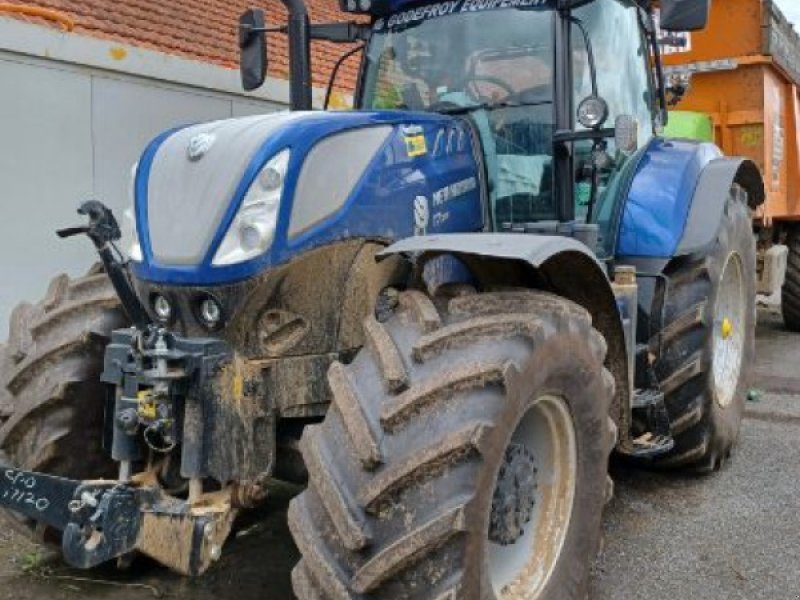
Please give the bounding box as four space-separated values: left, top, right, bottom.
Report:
782 227 800 332
648 186 756 471
0 267 126 536
289 289 616 599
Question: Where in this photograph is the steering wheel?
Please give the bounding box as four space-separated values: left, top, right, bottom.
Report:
507 84 552 105
427 100 466 114
466 75 516 103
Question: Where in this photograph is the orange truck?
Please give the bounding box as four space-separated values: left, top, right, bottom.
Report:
662 0 800 330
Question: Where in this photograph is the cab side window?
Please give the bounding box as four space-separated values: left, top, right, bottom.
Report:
573 0 654 146
571 0 654 238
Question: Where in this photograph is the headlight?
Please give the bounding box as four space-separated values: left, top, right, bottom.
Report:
212 150 289 266
124 162 144 262
152 294 173 322
198 296 223 328
577 96 609 129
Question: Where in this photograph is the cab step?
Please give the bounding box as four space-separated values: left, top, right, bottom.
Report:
622 388 676 459
626 432 675 458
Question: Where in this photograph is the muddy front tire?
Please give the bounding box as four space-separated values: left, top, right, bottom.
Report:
648 187 756 471
0 268 126 536
289 290 615 599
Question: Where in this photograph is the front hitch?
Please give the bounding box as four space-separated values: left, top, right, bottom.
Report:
0 466 235 575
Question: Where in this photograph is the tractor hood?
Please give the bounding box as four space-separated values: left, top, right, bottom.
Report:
131 110 483 285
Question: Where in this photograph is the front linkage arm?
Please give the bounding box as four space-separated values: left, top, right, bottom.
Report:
0 466 234 575
57 200 151 330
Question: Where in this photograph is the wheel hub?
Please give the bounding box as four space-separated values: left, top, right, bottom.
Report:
713 252 746 408
488 395 577 597
489 443 538 546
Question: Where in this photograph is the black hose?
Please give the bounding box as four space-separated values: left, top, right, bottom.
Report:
324 44 365 110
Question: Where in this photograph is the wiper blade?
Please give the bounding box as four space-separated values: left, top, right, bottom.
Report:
434 100 551 115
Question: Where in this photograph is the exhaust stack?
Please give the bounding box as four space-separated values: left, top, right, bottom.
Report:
281 0 313 111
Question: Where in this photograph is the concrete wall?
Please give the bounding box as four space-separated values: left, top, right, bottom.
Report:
0 17 314 337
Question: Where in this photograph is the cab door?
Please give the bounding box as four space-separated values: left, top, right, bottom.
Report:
571 0 657 256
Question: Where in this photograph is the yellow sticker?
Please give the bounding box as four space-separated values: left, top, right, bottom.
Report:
137 391 157 420
405 134 428 157
232 373 244 400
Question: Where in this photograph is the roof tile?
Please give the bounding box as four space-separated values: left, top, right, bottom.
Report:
0 0 363 91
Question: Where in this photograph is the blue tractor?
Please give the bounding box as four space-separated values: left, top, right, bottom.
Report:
0 0 764 597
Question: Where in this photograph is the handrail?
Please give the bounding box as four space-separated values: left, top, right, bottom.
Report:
0 3 75 31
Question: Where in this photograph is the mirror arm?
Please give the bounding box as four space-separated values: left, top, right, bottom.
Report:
244 21 368 42
645 9 669 128
241 24 288 36
553 128 615 144
310 22 371 43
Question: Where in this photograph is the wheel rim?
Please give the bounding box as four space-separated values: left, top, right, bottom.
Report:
488 395 577 598
712 251 747 408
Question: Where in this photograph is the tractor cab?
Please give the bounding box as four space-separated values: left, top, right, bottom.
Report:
241 0 711 257
360 0 656 254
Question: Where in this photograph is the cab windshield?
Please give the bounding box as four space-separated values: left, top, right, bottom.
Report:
361 1 556 226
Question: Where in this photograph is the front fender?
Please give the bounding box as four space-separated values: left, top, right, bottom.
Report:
617 138 765 259
617 138 721 258
379 233 632 445
675 157 764 256
379 232 603 271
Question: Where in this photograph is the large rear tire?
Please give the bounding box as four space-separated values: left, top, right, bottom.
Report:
0 267 126 537
289 289 616 599
782 228 800 332
648 187 756 471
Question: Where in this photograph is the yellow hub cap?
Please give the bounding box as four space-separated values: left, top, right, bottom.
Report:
721 317 733 340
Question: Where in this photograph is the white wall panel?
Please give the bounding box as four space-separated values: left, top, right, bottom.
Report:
0 58 95 333
0 54 282 337
232 98 284 118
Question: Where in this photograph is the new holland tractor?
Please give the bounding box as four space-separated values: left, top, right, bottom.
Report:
0 0 764 597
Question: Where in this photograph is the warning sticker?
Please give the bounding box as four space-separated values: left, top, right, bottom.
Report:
405 134 428 157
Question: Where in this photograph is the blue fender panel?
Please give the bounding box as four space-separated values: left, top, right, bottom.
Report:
617 138 721 258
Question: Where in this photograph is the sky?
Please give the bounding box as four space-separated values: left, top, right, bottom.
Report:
775 0 800 28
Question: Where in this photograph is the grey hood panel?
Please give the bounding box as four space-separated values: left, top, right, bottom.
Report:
147 112 306 265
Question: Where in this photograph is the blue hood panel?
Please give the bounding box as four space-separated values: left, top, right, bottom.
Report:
132 110 484 285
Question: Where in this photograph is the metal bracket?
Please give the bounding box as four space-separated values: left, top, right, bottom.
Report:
0 465 234 576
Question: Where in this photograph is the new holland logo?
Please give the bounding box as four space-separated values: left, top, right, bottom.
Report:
187 133 216 161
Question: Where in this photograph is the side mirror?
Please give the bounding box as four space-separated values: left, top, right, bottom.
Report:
615 115 639 154
239 9 267 91
659 0 711 32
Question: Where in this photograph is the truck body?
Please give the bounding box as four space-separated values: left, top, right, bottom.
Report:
663 0 800 324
